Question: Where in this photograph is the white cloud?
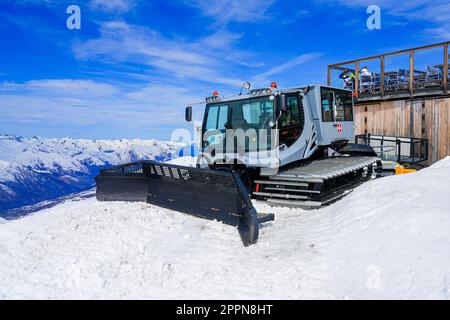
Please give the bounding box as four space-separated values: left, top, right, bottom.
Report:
198 29 244 49
280 9 310 25
0 79 119 97
424 26 450 41
25 79 118 95
252 52 323 85
315 0 450 40
73 21 246 87
0 79 200 136
314 0 450 19
184 0 277 24
89 0 136 13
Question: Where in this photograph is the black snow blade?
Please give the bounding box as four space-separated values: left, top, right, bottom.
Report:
95 161 273 246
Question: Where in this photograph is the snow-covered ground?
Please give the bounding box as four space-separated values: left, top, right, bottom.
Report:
0 157 449 299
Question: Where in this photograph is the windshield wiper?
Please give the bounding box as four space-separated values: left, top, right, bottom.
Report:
224 122 233 129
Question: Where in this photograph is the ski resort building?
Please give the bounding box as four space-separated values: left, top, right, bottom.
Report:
328 41 450 165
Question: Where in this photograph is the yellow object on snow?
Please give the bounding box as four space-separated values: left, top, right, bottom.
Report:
395 164 416 175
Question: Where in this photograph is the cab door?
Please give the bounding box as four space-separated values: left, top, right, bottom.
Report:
279 94 305 147
319 87 354 144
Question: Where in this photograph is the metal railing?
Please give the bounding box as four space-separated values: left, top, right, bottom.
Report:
328 41 449 101
355 134 428 164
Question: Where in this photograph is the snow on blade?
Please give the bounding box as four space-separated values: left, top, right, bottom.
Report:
0 157 449 299
166 156 197 167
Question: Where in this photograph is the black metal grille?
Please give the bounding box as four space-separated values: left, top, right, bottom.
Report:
101 161 237 188
101 162 144 175
147 163 236 188
188 171 236 188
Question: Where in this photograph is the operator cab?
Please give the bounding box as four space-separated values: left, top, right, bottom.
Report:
185 83 355 169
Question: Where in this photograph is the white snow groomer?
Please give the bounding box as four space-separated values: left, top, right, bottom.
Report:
96 83 383 246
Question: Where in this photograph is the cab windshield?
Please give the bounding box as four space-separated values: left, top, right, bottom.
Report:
205 97 274 130
203 97 275 152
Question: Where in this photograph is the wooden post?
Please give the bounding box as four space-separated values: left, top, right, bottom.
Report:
354 61 359 99
444 43 448 92
409 102 414 137
327 66 331 86
380 55 385 98
409 50 414 96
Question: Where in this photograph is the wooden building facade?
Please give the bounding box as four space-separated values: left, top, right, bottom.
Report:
354 96 449 165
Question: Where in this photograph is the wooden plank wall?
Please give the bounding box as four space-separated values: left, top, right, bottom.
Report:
355 96 450 165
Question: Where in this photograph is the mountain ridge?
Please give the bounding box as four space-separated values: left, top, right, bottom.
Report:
0 134 184 215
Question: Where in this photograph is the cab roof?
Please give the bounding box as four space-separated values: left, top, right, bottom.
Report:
204 84 349 104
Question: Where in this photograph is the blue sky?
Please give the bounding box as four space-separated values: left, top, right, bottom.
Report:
0 0 448 140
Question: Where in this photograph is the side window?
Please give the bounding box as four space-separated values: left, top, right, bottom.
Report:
342 92 353 121
280 96 301 127
321 88 354 122
321 88 333 122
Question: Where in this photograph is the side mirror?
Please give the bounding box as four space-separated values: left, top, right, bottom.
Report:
279 94 288 113
185 106 192 122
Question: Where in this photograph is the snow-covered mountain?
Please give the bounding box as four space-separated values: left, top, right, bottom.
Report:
0 157 449 299
0 134 184 216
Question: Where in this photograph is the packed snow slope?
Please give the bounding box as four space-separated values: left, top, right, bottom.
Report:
0 135 183 215
0 157 449 299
